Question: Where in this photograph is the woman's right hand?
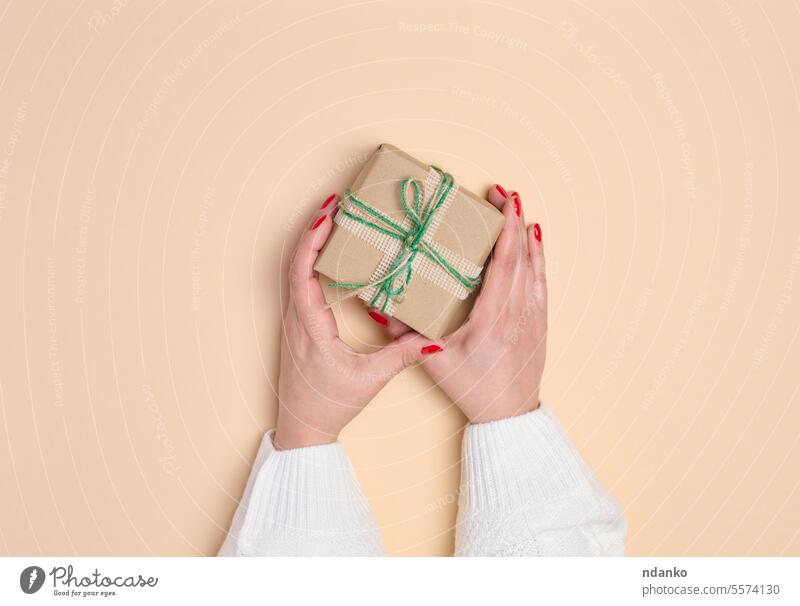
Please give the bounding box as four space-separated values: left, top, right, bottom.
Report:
372 186 547 424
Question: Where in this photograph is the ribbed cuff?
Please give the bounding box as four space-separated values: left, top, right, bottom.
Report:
459 404 595 513
223 432 384 556
455 404 626 555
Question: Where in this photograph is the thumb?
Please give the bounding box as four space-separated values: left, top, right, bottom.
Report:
367 331 445 373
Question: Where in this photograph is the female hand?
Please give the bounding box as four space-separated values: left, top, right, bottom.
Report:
274 194 433 450
371 186 547 424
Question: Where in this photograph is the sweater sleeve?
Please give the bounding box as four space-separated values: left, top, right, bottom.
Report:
218 431 384 556
455 404 627 556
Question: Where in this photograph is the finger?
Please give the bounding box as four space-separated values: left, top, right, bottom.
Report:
470 195 521 318
488 183 523 220
486 183 511 210
289 193 338 262
366 308 413 340
509 190 530 266
288 194 339 331
366 331 443 374
527 222 548 325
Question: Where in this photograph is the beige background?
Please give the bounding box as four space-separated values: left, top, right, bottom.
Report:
0 0 798 556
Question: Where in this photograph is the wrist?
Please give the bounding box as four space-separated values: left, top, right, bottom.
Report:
273 419 338 451
465 397 540 425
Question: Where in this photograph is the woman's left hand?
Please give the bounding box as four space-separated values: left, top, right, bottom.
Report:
273 194 433 450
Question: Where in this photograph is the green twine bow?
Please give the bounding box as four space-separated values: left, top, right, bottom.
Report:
329 166 481 313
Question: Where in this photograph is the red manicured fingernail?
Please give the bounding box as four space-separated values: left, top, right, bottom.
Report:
368 311 388 326
311 216 325 230
320 194 336 209
509 191 521 216
421 344 443 355
495 184 509 198
533 223 542 242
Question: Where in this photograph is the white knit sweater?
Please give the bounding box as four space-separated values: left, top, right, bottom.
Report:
219 404 626 556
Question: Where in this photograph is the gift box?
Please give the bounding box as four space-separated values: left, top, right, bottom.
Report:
314 144 505 340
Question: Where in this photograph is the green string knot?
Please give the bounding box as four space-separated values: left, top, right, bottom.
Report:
329 166 481 313
403 230 420 251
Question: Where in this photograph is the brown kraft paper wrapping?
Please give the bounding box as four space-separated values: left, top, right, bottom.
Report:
314 143 504 340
